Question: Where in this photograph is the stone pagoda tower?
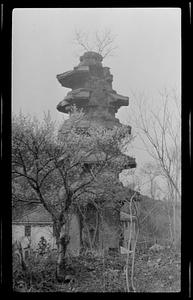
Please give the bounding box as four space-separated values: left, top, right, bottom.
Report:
57 51 133 130
56 51 136 251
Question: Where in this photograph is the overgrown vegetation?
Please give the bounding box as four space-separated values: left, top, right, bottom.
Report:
12 109 133 279
13 246 58 292
13 243 180 292
12 89 181 292
127 89 181 246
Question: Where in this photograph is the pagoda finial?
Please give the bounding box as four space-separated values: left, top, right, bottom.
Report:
79 51 103 66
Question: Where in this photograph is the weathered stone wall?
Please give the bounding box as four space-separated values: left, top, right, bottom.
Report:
56 51 136 252
99 221 120 250
122 222 137 249
66 213 80 256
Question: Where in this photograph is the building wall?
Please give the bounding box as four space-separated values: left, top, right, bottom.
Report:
12 225 25 243
12 224 57 249
31 225 56 249
98 207 121 250
99 221 120 250
123 222 137 249
66 213 80 256
12 213 81 256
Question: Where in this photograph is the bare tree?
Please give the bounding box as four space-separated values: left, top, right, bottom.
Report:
140 162 162 199
12 109 133 279
74 29 118 59
124 191 139 293
130 89 181 245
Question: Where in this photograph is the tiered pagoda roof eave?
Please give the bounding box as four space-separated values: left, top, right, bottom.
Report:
57 89 129 114
108 92 129 107
56 51 136 169
56 66 90 88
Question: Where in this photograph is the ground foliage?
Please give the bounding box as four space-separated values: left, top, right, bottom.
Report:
13 246 180 293
13 250 58 292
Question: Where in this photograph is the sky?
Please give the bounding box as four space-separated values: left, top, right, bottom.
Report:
12 8 181 195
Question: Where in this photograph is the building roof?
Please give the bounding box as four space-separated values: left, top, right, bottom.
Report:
12 205 53 224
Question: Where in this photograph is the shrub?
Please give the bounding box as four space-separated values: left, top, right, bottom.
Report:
13 249 58 292
37 236 50 256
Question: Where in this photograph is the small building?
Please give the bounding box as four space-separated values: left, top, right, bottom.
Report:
12 206 80 257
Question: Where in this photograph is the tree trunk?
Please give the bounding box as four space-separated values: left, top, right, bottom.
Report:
78 213 84 249
91 210 99 249
172 194 177 247
55 214 71 281
85 222 93 251
168 209 173 245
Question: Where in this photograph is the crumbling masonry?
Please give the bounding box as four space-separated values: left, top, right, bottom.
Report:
56 51 136 252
